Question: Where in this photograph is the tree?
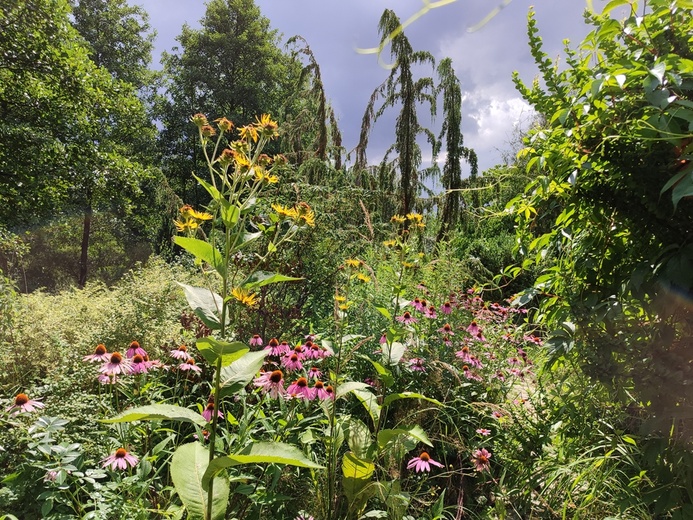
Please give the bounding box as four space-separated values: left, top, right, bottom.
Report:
355 9 436 217
509 1 693 437
434 57 478 241
158 0 298 205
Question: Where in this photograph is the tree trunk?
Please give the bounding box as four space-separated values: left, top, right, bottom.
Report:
78 204 92 288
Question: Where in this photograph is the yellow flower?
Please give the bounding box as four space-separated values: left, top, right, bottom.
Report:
356 273 371 283
294 202 315 227
189 208 213 221
272 203 297 219
190 113 208 127
200 125 216 138
254 168 279 184
334 294 346 303
231 287 258 307
402 261 415 269
406 212 423 222
345 258 362 268
239 124 258 143
174 219 199 233
383 240 396 247
391 215 406 224
215 117 234 132
255 114 279 139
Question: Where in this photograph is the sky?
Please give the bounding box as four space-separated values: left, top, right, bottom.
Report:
137 0 611 175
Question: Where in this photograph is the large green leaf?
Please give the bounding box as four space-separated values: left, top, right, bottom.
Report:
382 392 441 408
345 417 373 460
352 389 381 427
176 283 223 330
219 350 267 395
335 381 371 399
173 237 226 278
101 404 206 427
196 337 248 367
380 342 405 365
203 442 323 487
377 425 432 452
342 451 375 503
171 442 229 520
358 355 394 388
241 270 303 290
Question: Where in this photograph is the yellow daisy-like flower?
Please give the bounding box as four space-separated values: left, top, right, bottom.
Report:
254 168 279 184
255 114 279 139
174 219 199 233
402 261 415 269
391 215 406 224
189 208 213 221
383 240 396 247
345 258 362 268
272 203 297 219
231 287 258 307
179 205 195 218
294 202 315 227
239 124 259 143
215 117 234 132
406 212 423 222
334 294 346 303
356 273 371 283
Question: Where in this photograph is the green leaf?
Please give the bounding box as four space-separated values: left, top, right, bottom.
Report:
171 442 229 520
380 342 405 366
196 337 249 367
193 174 222 202
241 270 302 289
671 165 693 211
358 355 394 387
101 404 206 427
345 417 373 460
203 442 323 487
352 389 381 427
377 425 432 452
382 392 441 408
342 451 375 503
374 306 392 320
173 237 226 278
601 0 629 15
176 282 223 330
335 381 371 399
220 203 240 228
219 350 267 395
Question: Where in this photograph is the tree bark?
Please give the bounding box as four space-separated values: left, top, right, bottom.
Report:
78 204 92 288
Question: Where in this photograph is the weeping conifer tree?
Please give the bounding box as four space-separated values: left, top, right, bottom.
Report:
435 57 478 242
355 9 436 217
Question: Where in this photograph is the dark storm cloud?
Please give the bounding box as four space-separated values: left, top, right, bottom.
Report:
138 0 609 172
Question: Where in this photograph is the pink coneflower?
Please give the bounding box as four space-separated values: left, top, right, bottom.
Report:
319 345 332 358
442 335 453 347
7 393 44 416
307 366 322 379
286 377 312 400
469 355 484 369
493 371 506 382
407 451 444 473
424 305 437 319
83 343 110 362
100 352 132 376
466 321 483 338
379 334 387 344
438 323 454 336
98 373 116 385
411 297 422 311
461 365 482 382
264 338 290 357
292 344 306 360
456 345 473 363
282 353 303 372
396 311 418 325
409 358 426 372
194 429 211 441
471 448 492 472
492 411 503 419
253 370 285 398
130 354 149 374
170 345 193 361
178 359 202 373
524 334 543 345
249 334 263 347
324 385 335 399
202 401 223 422
304 341 322 360
311 380 330 400
102 448 138 471
440 301 453 315
126 341 147 359
508 357 521 366
476 428 491 436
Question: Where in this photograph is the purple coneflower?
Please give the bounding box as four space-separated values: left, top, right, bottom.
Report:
440 301 453 314
286 377 312 400
407 451 444 473
202 401 223 422
311 380 330 400
100 352 132 376
178 359 202 373
455 345 473 363
303 341 322 360
282 353 303 372
471 448 492 472
102 448 139 471
438 323 454 336
424 305 437 319
409 358 426 372
7 393 44 416
396 311 418 325
476 428 492 436
307 366 322 379
170 344 193 361
83 343 110 363
411 298 424 312
126 341 147 359
130 354 149 374
253 370 286 398
292 344 306 360
249 334 263 347
264 338 290 357
98 373 116 385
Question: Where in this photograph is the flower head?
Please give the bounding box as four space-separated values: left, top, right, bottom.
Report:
7 393 44 416
130 354 149 374
253 370 285 398
409 358 426 372
471 448 492 472
203 399 224 422
232 287 258 307
476 428 492 436
102 448 139 471
84 343 110 362
294 202 315 227
178 359 202 373
282 353 303 372
440 301 453 315
249 334 263 347
396 311 418 325
126 341 147 359
311 380 331 400
170 344 193 361
100 352 132 376
286 377 312 400
264 338 290 357
407 451 444 473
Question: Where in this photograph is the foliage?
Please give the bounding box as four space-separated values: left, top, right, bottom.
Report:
506 0 693 438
